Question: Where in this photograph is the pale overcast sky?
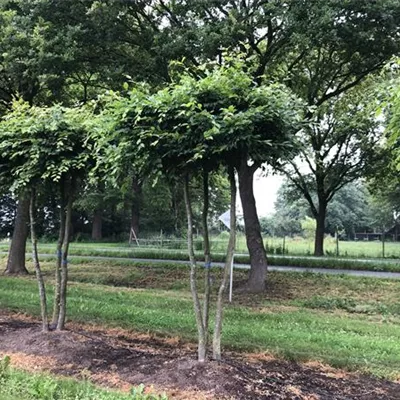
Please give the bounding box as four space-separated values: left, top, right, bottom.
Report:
236 170 283 218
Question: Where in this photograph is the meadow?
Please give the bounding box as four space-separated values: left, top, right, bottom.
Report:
1 234 396 258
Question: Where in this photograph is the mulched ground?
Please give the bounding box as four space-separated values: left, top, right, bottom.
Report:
0 311 399 400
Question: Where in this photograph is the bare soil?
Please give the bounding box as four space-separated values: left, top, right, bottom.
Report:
0 311 399 400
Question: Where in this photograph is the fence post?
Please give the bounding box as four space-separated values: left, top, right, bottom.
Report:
336 227 339 257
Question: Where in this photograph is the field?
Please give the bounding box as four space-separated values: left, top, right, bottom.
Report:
2 237 400 273
1 234 397 258
1 256 400 399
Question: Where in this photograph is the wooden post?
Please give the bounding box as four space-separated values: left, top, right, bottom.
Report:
129 228 140 246
336 227 339 257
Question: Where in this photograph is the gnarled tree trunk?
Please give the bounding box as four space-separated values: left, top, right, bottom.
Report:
5 193 30 275
237 158 267 292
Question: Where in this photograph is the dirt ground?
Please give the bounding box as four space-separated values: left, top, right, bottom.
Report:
0 311 399 400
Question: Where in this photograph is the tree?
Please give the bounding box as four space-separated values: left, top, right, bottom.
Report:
93 60 302 359
131 0 400 282
0 0 163 273
273 179 372 240
0 101 93 331
277 84 382 255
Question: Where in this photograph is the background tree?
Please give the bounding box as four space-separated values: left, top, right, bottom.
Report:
271 179 372 241
277 84 382 255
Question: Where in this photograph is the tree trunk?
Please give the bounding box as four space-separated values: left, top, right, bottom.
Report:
52 183 66 326
183 174 207 362
91 208 103 241
29 189 49 332
4 193 30 275
202 170 211 343
56 187 73 331
237 159 267 292
314 202 326 256
130 177 143 237
213 167 236 361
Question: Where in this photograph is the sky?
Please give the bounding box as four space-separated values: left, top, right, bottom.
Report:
236 171 284 218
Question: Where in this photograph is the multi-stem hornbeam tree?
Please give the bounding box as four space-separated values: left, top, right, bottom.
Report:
0 101 93 331
93 60 302 360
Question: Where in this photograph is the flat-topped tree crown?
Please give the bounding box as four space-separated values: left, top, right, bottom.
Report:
0 100 93 192
130 61 304 175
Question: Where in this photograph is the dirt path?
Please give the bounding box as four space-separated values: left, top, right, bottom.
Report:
0 311 399 400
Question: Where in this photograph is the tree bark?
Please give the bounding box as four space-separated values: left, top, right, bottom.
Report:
202 170 211 343
237 158 267 292
56 186 73 331
52 183 66 326
183 174 207 362
130 177 143 237
91 208 103 241
213 167 236 361
314 202 327 256
4 193 30 275
29 189 49 332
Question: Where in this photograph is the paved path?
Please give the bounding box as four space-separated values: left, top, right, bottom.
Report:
2 252 400 280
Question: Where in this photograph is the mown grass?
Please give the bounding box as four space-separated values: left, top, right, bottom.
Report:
1 234 398 258
0 356 167 400
0 259 399 379
0 233 400 258
24 259 400 307
2 242 400 272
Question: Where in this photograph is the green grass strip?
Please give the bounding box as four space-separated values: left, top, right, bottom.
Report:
0 356 167 400
0 277 399 379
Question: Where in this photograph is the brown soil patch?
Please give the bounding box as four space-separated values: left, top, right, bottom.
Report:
0 311 399 400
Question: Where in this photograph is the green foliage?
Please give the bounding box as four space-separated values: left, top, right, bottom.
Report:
273 179 372 238
93 60 303 185
301 217 316 239
0 101 93 193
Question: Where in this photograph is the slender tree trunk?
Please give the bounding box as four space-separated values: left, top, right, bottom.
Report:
91 208 103 241
202 170 211 343
56 187 73 331
52 183 66 326
314 202 327 256
4 193 30 275
29 189 49 332
183 174 207 362
237 158 267 292
130 177 143 237
213 167 236 361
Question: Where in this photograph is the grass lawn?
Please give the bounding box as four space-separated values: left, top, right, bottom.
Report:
1 235 400 259
0 259 399 379
0 357 166 400
2 242 400 272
